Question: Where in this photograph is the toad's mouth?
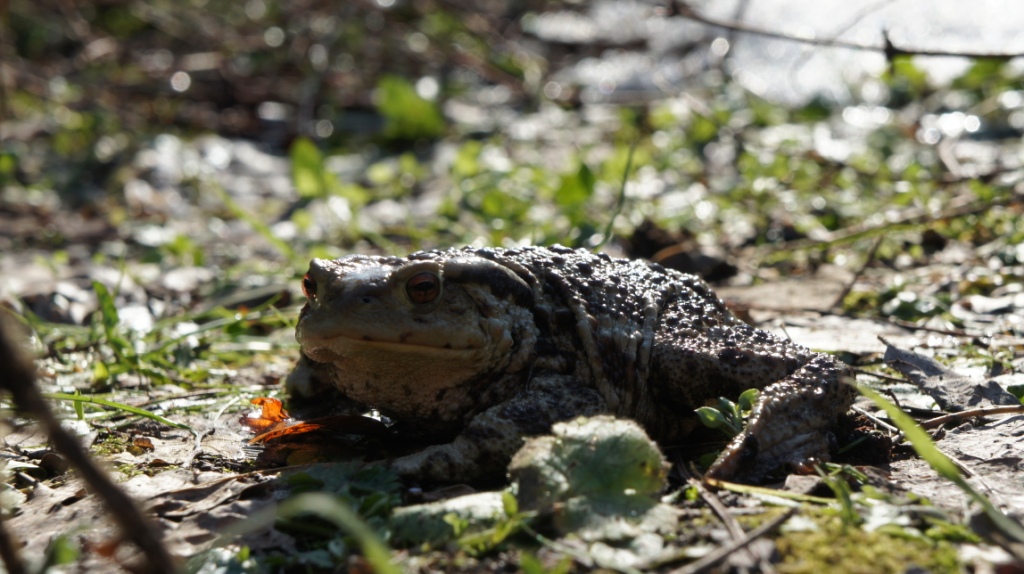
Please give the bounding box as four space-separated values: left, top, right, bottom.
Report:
299 333 481 364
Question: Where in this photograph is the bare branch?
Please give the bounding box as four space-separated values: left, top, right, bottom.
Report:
921 405 1024 429
0 316 178 574
677 3 1024 60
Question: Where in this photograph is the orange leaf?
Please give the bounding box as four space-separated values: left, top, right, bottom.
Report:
239 397 292 434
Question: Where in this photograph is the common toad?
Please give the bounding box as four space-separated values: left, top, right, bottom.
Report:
294 245 855 483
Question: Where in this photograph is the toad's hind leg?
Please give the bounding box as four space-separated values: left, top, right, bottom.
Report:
704 353 856 483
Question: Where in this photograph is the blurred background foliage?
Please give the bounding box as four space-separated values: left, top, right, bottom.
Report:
3 0 1024 332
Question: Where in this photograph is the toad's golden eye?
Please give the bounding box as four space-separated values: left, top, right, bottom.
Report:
406 271 440 303
302 273 317 301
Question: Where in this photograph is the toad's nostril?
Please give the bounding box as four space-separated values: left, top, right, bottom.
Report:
302 274 317 300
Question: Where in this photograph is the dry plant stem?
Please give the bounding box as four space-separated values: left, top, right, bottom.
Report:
676 2 1024 59
597 138 637 250
884 317 975 338
665 507 797 574
0 511 25 574
921 405 1024 429
0 0 10 136
851 405 899 435
830 235 884 311
686 475 777 574
0 318 178 574
849 367 906 385
881 317 1024 347
773 193 1023 254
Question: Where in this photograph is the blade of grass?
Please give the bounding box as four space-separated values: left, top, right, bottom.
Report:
859 385 1024 545
704 478 838 506
43 392 193 431
209 184 297 264
72 391 85 419
279 493 397 572
205 492 400 574
92 281 135 365
146 301 292 357
595 138 637 251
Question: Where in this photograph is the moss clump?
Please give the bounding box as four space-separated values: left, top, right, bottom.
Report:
90 433 131 457
775 516 960 574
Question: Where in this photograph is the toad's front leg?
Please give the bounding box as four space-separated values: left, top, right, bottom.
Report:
389 375 605 482
704 353 856 483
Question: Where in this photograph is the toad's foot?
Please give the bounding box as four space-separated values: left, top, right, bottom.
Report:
389 374 605 482
704 354 856 483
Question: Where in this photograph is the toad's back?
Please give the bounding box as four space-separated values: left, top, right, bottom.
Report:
464 246 834 444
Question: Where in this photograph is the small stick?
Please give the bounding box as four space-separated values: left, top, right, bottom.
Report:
663 507 797 574
830 235 884 311
920 405 1024 429
0 316 177 573
676 2 1024 59
684 473 777 574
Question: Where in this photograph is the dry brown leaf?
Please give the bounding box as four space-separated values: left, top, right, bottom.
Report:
881 338 1019 411
133 437 155 450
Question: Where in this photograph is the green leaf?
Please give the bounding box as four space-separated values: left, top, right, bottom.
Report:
511 416 669 503
375 75 445 142
92 280 136 366
1008 384 1024 403
43 534 80 568
717 396 740 420
555 161 595 208
951 59 1006 91
92 281 120 334
521 552 573 574
818 467 859 527
452 140 482 177
696 406 727 429
0 153 17 182
738 388 759 412
689 114 719 144
73 391 84 420
501 489 518 516
443 512 469 537
92 361 109 384
290 136 327 199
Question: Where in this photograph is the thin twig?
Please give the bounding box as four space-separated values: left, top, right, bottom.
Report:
0 509 25 574
0 316 177 573
768 192 1023 255
849 367 906 385
851 404 898 435
596 137 638 250
830 235 884 311
685 474 777 574
676 2 1024 60
870 317 1024 347
664 507 797 574
0 0 10 142
920 405 1024 430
